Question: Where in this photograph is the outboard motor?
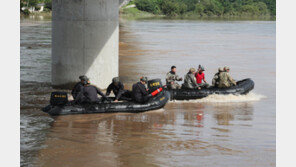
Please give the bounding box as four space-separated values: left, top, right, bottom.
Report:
147 79 163 94
50 92 68 106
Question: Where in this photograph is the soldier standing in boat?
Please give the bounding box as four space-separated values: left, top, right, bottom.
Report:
166 65 183 89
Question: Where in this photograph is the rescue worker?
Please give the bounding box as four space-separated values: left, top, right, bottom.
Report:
166 66 183 89
182 68 200 89
195 65 210 88
132 77 150 103
74 78 110 103
212 67 224 87
106 77 131 102
218 66 237 88
71 75 88 100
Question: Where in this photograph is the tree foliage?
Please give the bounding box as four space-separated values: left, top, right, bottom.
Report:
20 0 52 11
134 0 276 16
134 0 161 14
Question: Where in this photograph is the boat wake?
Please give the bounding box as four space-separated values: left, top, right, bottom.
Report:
169 92 266 103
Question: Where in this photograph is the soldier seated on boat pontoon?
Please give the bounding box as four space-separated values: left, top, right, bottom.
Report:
212 67 224 87
166 65 183 89
71 75 88 100
218 66 237 88
74 78 111 103
182 68 201 89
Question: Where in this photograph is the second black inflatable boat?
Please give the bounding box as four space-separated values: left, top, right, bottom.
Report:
168 78 254 100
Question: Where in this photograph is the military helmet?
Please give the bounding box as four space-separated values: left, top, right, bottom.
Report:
189 68 196 73
112 77 120 83
199 65 205 71
218 67 224 72
140 76 148 83
224 66 230 70
79 75 88 81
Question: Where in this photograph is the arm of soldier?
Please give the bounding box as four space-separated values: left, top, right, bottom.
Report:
119 82 124 90
227 73 237 85
96 87 108 99
140 84 149 96
191 75 198 87
74 90 83 103
212 75 218 85
166 74 174 83
192 75 201 89
176 74 183 81
115 83 125 101
203 75 207 83
105 84 112 96
115 90 125 100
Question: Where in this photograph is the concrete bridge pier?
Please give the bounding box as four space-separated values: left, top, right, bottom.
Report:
52 0 119 89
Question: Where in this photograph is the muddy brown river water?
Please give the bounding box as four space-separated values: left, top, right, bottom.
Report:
20 16 275 167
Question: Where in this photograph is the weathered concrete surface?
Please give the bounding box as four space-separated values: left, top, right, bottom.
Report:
52 0 119 89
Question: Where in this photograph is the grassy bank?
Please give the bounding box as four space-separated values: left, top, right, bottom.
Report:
21 11 52 17
120 7 160 20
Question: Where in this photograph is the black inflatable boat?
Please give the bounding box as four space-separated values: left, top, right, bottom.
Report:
42 79 170 116
42 91 170 116
168 78 254 100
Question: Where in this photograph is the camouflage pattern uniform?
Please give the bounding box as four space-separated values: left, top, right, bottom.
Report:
183 73 199 89
212 67 224 87
182 68 199 89
218 71 237 88
166 71 182 89
198 82 210 88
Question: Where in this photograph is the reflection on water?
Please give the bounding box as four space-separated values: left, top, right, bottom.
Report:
21 18 275 167
36 102 264 167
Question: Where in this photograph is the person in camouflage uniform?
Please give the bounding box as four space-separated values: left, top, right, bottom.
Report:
166 66 183 89
212 67 224 87
218 66 237 88
182 68 200 89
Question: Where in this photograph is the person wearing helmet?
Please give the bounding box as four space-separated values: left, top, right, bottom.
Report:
182 68 200 89
195 65 210 88
218 66 237 88
71 75 88 100
106 77 131 102
166 65 183 89
132 77 150 103
74 78 111 103
212 67 224 87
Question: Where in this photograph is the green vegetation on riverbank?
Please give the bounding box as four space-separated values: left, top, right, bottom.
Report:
20 0 275 20
122 0 275 20
20 0 52 16
120 7 160 20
